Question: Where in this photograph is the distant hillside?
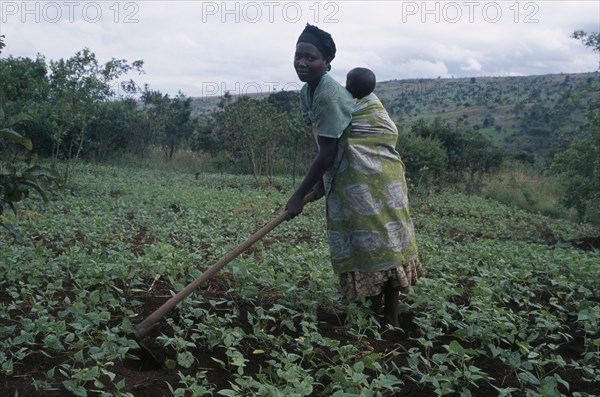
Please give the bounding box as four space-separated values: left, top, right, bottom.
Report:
190 72 599 156
376 72 599 155
190 91 269 120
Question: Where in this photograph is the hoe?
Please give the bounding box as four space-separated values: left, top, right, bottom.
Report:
132 191 319 367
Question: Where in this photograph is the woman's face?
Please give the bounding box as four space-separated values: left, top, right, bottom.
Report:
294 42 329 86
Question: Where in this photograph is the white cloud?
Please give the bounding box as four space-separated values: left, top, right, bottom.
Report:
1 0 598 96
391 59 451 79
462 58 483 73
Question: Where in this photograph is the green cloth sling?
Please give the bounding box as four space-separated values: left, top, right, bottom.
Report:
326 93 419 274
300 76 418 274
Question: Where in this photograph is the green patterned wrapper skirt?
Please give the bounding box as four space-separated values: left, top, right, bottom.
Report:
323 94 425 298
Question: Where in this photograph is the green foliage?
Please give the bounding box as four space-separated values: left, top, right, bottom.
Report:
141 88 196 161
85 99 153 160
267 90 300 113
193 90 314 185
270 92 314 186
0 54 53 154
551 111 600 221
1 163 598 396
47 48 144 162
0 48 144 170
0 54 49 105
375 71 597 159
482 164 569 220
1 44 595 193
410 118 504 191
395 130 447 194
0 112 59 243
140 86 196 160
163 93 196 160
572 30 600 52
549 30 600 222
208 96 309 186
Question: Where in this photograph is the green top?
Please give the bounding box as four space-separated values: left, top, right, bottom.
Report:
300 73 354 139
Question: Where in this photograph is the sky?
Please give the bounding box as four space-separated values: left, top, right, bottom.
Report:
1 0 599 98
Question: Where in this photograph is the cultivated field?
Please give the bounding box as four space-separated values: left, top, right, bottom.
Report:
1 163 599 396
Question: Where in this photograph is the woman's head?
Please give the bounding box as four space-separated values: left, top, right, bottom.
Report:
294 24 336 86
346 67 376 99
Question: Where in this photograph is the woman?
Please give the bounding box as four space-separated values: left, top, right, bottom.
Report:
286 24 424 327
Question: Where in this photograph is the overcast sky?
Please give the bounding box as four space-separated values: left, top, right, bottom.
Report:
1 1 598 97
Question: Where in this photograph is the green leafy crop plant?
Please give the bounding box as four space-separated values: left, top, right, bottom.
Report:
1 163 598 396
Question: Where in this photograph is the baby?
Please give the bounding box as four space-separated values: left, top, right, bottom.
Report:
345 67 377 100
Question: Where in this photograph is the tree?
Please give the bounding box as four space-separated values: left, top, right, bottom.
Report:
268 90 313 186
571 30 600 52
411 118 504 190
85 99 151 160
212 97 284 185
47 48 144 171
550 31 600 221
268 90 298 114
0 55 48 103
141 86 170 156
0 55 54 154
0 36 59 243
463 132 505 192
551 112 599 220
140 88 196 160
163 92 195 160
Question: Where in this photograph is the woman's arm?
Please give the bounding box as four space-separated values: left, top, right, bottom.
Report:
286 136 337 219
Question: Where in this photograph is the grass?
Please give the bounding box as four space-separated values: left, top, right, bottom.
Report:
481 161 585 222
100 148 584 224
103 148 213 175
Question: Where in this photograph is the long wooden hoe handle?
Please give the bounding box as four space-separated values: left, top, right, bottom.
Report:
133 190 320 340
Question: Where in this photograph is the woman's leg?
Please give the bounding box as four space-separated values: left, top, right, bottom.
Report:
383 281 400 327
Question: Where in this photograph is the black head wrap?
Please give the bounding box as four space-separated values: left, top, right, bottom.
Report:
296 23 336 61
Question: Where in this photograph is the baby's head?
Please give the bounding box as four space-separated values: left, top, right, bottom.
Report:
345 67 376 99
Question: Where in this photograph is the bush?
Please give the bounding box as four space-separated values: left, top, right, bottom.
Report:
396 129 447 195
